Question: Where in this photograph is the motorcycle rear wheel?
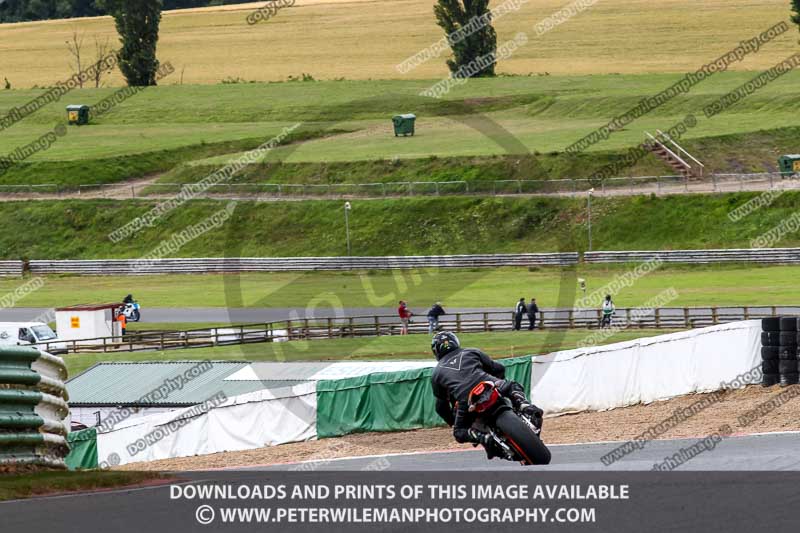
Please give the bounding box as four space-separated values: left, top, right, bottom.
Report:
495 410 551 466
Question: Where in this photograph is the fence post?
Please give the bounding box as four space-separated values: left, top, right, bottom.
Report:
655 308 661 328
456 313 462 333
683 307 689 328
743 306 750 320
287 320 293 340
374 316 380 336
348 317 355 337
160 331 165 350
626 308 632 327
712 307 718 325
568 309 575 328
328 317 333 338
484 313 490 332
771 306 777 317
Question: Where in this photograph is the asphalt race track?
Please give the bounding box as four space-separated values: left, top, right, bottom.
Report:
2 433 799 533
256 432 800 471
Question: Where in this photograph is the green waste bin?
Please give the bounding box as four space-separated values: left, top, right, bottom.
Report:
778 155 800 176
66 104 90 126
392 114 416 137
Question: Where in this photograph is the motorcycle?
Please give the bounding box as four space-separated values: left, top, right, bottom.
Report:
467 381 551 466
122 300 141 322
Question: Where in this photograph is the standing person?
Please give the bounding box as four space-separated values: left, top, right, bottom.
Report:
601 295 615 328
513 298 526 331
527 298 539 330
116 309 127 337
427 302 446 334
398 300 413 335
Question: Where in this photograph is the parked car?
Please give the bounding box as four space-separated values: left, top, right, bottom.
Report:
0 322 69 355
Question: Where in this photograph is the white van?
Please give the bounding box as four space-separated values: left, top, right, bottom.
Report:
0 322 69 355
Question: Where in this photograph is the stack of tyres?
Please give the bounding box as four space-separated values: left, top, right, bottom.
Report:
779 317 799 386
761 317 780 386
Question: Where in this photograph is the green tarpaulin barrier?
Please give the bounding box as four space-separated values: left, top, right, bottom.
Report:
316 356 532 438
65 428 98 470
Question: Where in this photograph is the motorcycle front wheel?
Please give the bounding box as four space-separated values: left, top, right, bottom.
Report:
495 410 551 466
132 310 141 322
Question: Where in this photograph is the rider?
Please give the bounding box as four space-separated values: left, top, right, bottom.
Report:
430 331 544 458
123 294 134 304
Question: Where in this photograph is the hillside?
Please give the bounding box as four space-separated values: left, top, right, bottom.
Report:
1 192 799 259
2 73 800 188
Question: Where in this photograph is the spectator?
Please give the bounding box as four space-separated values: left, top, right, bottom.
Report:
527 298 539 330
513 297 526 331
116 310 127 336
398 300 413 335
601 295 615 328
427 302 446 334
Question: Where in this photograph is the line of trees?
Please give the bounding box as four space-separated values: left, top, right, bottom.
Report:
0 0 253 23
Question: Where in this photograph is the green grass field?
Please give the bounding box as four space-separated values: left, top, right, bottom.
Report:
0 471 165 499
63 328 678 376
4 264 799 312
3 72 800 187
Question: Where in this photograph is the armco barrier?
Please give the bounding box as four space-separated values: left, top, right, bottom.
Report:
584 248 800 264
28 254 578 275
315 355 532 438
0 346 70 469
0 260 23 277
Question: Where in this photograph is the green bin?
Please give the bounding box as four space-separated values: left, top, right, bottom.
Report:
66 104 90 126
778 155 800 176
392 114 416 137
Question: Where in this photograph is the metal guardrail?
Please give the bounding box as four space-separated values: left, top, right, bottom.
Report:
17 246 800 276
32 306 786 355
0 260 23 276
584 248 800 264
28 254 579 275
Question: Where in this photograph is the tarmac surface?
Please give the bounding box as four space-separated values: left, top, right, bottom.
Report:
2 433 799 533
255 432 800 471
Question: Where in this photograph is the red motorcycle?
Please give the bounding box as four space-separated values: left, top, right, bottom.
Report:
467 381 551 466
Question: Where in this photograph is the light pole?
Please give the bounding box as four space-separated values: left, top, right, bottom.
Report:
587 188 594 252
344 202 352 256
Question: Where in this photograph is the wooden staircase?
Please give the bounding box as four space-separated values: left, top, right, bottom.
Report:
643 130 704 178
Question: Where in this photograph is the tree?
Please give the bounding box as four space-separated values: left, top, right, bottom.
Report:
98 0 162 86
65 28 85 88
91 35 114 87
434 0 497 78
792 1 800 37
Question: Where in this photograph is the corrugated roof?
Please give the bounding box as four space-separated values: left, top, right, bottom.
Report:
66 361 307 407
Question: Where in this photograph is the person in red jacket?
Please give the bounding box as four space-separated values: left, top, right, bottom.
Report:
398 300 413 335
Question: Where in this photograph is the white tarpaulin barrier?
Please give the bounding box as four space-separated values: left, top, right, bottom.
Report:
532 321 762 415
97 382 317 466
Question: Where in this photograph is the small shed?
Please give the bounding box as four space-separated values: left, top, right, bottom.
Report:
66 104 90 125
392 113 416 136
55 303 123 342
778 154 800 176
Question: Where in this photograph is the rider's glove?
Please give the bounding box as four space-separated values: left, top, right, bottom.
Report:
467 428 490 446
520 403 544 431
